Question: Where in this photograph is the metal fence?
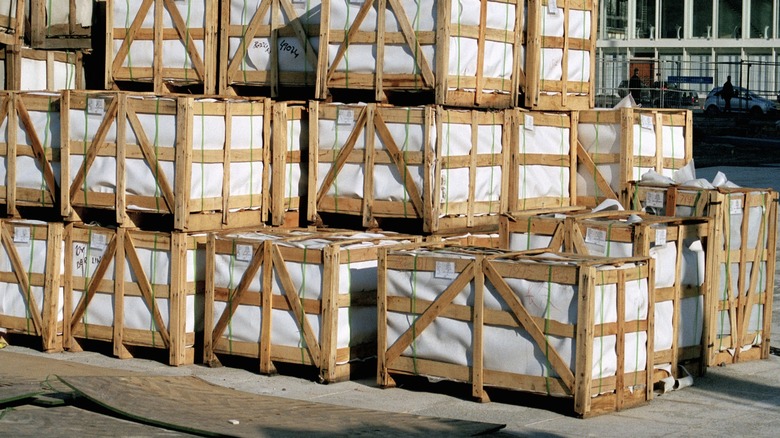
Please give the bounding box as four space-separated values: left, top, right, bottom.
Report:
594 56 780 109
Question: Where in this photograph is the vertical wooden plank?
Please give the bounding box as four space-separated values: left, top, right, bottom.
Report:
654 112 663 173
272 102 288 225
646 258 656 401
428 106 442 233
760 192 778 358
116 94 129 225
500 109 511 214
7 94 17 216
60 91 72 218
259 240 275 374
270 1 280 97
507 109 519 211
619 109 633 201
204 0 218 94
63 224 75 350
307 101 319 223
113 228 131 359
169 232 189 366
472 255 488 402
218 0 231 94
422 106 435 232
153 0 164 94
573 265 595 416
105 0 115 90
375 0 386 101
560 0 569 108
569 112 578 205
316 0 331 99
362 105 376 227
261 98 273 223
524 1 541 108
434 0 451 105
615 269 626 411
377 247 393 387
174 97 193 230
46 52 55 90
466 110 478 228
43 223 64 352
203 233 217 365
319 245 340 382
474 0 487 106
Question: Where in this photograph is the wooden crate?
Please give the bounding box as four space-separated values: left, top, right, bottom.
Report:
218 0 320 96
204 229 420 382
625 183 778 366
1 45 84 90
379 245 655 417
501 209 714 380
0 219 64 352
62 91 275 231
271 100 308 226
509 110 577 211
0 0 23 46
524 0 597 110
425 232 501 248
63 224 204 366
576 108 692 207
0 91 63 217
26 0 93 49
318 0 524 108
105 0 218 94
308 102 510 234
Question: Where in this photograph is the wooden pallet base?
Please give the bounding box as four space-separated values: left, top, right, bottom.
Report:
68 326 196 367
0 330 63 353
66 207 268 233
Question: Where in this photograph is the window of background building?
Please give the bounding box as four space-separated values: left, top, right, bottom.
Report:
693 1 714 38
604 0 629 39
750 0 773 38
661 1 685 38
635 0 656 38
719 0 743 38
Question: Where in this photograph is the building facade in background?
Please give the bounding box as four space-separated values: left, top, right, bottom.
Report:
597 0 780 106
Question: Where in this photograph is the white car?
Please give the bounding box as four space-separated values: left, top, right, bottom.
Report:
704 86 777 115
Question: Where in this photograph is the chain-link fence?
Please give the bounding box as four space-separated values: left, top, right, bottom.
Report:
594 55 780 111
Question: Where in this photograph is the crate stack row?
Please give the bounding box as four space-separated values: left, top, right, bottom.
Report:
0 0 777 420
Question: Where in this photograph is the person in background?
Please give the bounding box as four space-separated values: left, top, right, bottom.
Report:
629 68 642 104
721 75 734 113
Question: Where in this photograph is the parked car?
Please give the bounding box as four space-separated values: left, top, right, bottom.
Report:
704 86 777 115
652 89 700 109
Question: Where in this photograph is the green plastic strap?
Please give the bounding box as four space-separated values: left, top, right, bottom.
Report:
125 0 134 81
299 246 308 364
183 0 192 82
153 99 162 213
488 112 496 214
543 266 553 396
65 51 75 89
718 194 732 351
40 97 52 205
149 234 159 348
401 108 411 218
597 271 605 393
525 216 532 250
25 231 36 335
199 102 206 211
411 253 419 375
227 241 236 353
605 222 613 257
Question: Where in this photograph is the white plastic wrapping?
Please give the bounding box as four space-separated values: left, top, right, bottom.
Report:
516 116 571 204
538 7 591 93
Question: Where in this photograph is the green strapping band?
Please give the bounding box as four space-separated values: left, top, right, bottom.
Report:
40 97 53 205
411 253 419 375
543 266 553 395
299 246 308 364
125 0 134 80
402 108 411 218
605 223 613 257
153 99 162 213
25 232 36 335
65 51 74 89
525 216 532 250
149 234 159 348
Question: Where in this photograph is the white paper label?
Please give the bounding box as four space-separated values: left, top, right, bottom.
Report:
13 227 31 244
548 0 559 15
730 198 743 214
524 114 534 131
585 228 607 247
87 98 105 115
91 233 108 250
337 109 354 126
655 227 667 246
434 260 458 280
640 114 654 130
235 244 254 262
645 191 665 208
